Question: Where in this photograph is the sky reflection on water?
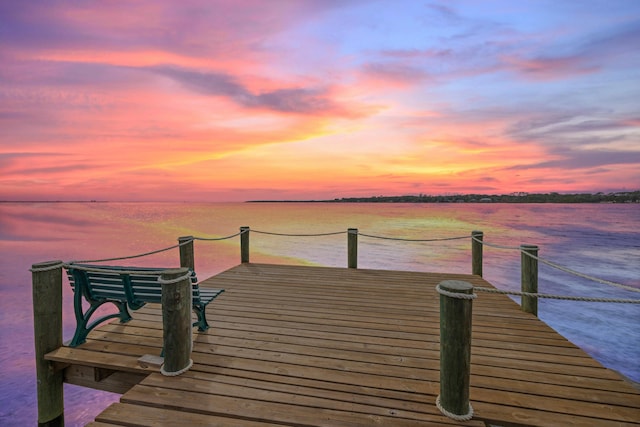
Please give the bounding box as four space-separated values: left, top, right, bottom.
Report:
1 202 638 426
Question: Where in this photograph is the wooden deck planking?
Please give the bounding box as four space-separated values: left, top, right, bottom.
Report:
46 263 640 426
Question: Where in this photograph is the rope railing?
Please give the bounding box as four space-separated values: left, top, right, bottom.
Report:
70 242 185 264
193 231 244 241
471 235 640 294
471 235 521 250
252 229 346 237
238 228 640 301
32 231 244 274
358 232 469 242
31 227 639 302
64 232 241 265
528 252 640 294
248 228 468 241
473 286 640 304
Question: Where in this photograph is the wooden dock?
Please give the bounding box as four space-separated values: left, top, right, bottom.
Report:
45 263 640 426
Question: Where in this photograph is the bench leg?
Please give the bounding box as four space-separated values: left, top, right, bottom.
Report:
193 305 209 332
70 306 122 347
115 300 133 323
69 300 133 347
69 320 92 347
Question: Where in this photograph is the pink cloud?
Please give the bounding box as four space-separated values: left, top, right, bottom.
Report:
359 62 432 87
501 54 600 80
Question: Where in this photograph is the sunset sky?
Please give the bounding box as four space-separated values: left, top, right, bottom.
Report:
1 0 639 201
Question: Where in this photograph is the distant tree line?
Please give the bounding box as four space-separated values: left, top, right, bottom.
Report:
327 191 640 204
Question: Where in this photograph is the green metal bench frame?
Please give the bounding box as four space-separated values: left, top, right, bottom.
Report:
65 264 224 347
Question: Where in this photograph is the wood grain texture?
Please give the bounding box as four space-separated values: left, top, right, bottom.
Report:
46 263 640 426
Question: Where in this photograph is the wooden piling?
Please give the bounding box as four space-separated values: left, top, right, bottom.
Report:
438 280 474 420
240 226 250 263
347 228 358 269
521 244 539 316
31 260 64 427
160 268 193 375
178 236 195 271
471 230 483 277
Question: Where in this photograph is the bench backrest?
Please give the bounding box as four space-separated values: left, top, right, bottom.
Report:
66 264 199 308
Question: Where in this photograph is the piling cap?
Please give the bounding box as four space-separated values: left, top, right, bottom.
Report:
32 260 63 267
439 280 474 293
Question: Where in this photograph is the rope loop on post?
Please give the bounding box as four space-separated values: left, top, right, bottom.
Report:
178 237 194 245
157 272 193 285
160 358 193 376
436 395 474 421
436 283 477 300
29 262 65 273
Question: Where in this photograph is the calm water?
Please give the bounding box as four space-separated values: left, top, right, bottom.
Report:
1 202 638 426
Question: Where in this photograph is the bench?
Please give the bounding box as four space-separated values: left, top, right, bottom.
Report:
64 264 224 347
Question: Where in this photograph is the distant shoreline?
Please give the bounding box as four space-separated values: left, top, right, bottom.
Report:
2 190 639 204
247 191 640 204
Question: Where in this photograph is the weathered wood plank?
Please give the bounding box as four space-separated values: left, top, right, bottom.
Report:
52 263 639 426
85 422 123 427
92 323 634 399
96 403 284 426
122 383 484 426
140 372 446 420
45 347 158 374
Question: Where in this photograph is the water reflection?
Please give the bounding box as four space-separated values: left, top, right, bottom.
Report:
1 202 638 426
